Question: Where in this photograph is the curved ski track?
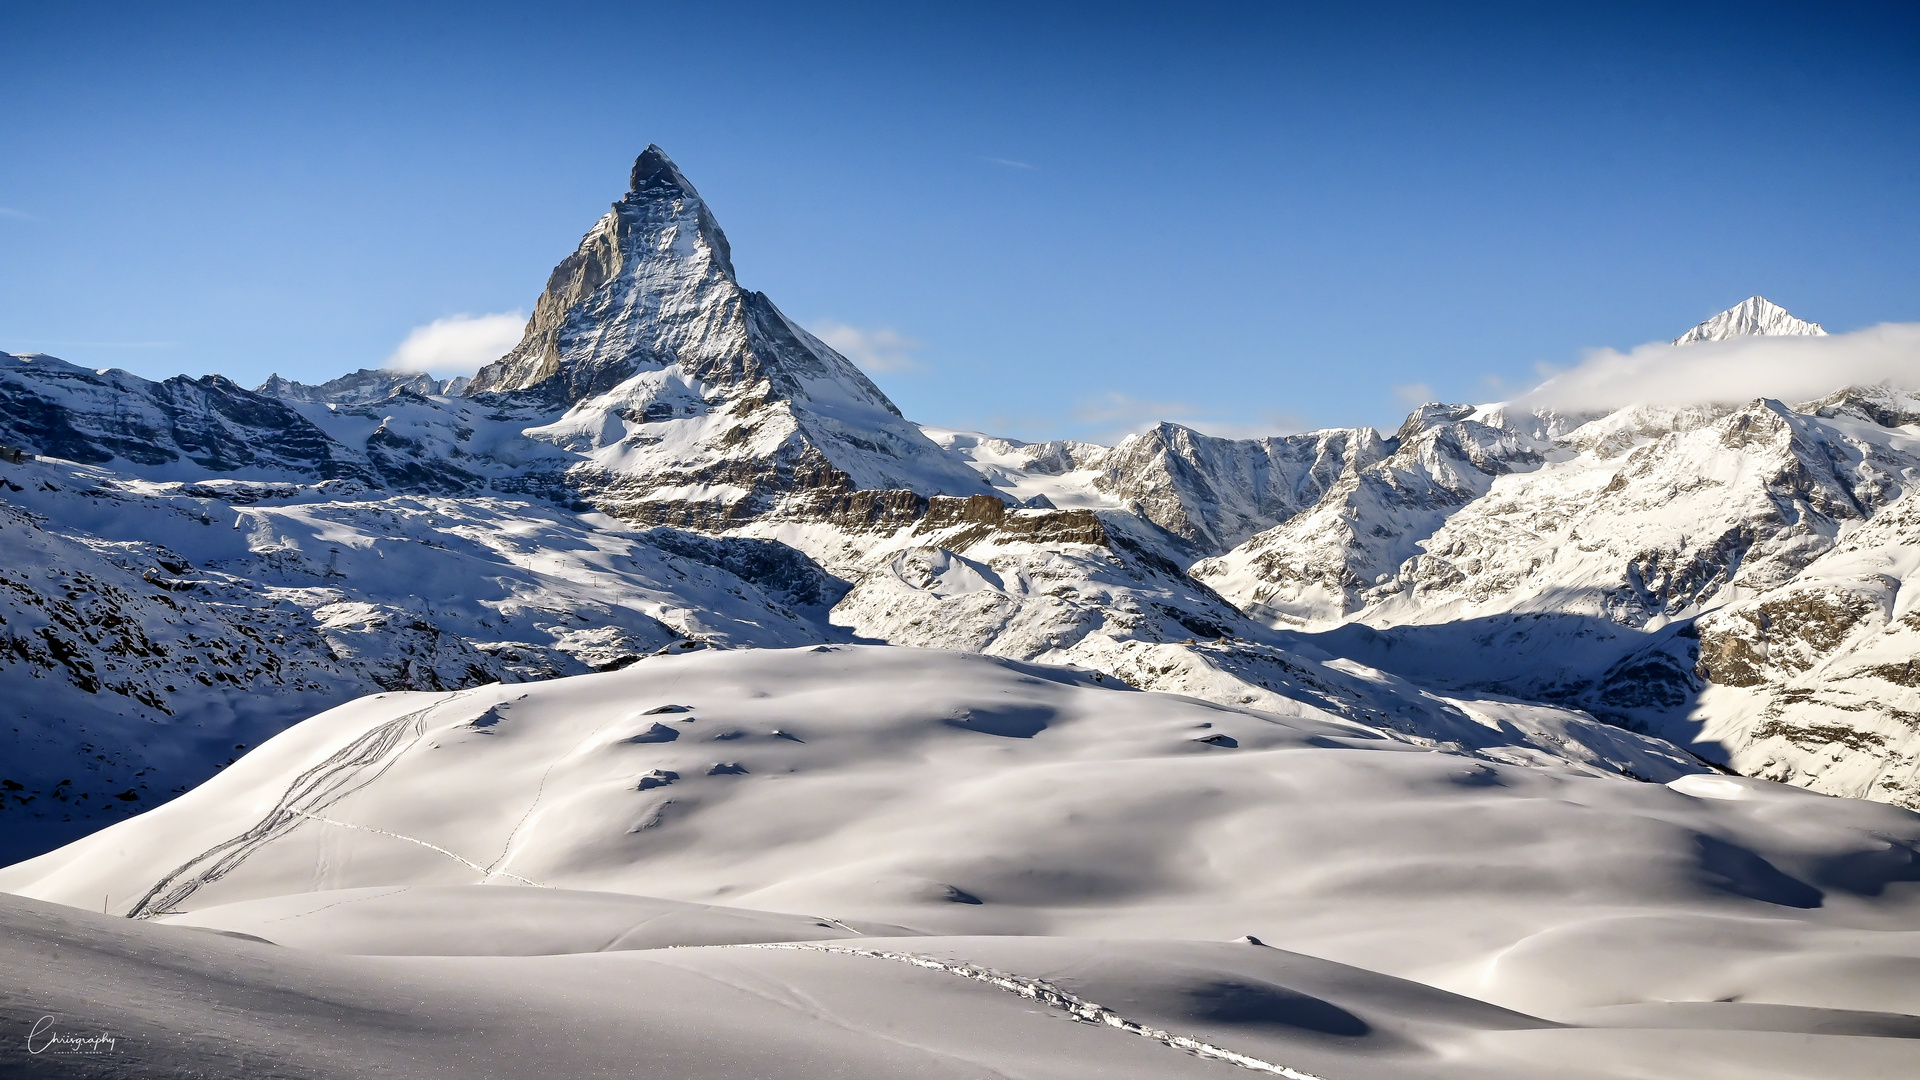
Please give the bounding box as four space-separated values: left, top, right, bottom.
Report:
124 692 476 918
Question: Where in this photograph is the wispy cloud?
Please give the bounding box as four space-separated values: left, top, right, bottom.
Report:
0 206 37 221
1071 391 1303 444
811 321 923 373
985 157 1034 169
1516 322 1920 411
386 312 524 375
1391 382 1435 407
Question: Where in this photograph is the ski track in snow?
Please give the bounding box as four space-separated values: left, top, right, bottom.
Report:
736 942 1331 1079
126 692 476 918
294 811 547 888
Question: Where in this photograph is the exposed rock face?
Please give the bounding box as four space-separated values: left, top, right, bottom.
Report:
1088 422 1387 554
1670 295 1826 344
926 423 1388 556
1683 492 1920 806
468 147 739 399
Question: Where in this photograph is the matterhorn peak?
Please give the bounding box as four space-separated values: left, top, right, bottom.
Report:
1671 296 1827 345
466 146 739 398
628 144 698 197
460 145 997 515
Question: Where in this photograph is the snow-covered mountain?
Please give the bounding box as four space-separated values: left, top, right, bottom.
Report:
2 352 381 484
3 143 1916 871
1671 294 1827 344
257 368 471 403
6 153 1920 1078
1191 299 1919 806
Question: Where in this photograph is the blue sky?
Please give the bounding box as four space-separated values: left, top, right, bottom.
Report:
3 2 1917 439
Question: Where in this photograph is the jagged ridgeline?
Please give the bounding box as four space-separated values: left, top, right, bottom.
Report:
1 146 1918 863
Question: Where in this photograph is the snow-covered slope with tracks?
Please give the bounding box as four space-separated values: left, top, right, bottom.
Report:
4 646 1917 1079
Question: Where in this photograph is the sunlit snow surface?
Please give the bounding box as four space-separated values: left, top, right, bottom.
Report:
4 646 1917 1078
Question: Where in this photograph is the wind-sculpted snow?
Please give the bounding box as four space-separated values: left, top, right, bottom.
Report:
5 646 1918 1078
812 504 1698 782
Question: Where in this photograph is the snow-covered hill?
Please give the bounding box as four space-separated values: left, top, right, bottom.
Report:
0 453 846 860
4 646 1917 1079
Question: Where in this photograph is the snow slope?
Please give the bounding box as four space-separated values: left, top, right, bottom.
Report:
4 646 1917 1078
0 454 845 861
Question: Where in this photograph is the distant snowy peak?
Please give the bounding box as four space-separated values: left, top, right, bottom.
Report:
1670 296 1826 345
257 369 465 404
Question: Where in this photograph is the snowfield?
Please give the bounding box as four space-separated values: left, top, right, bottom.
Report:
4 646 1918 1078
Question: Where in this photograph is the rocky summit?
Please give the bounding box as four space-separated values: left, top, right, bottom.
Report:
1 148 1917 866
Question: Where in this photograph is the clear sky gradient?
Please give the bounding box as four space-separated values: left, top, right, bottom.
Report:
4 2 1916 440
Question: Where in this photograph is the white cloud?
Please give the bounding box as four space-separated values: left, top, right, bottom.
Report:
811 321 923 373
985 157 1034 169
0 206 36 221
1516 322 1920 412
1392 382 1435 406
1071 391 1302 444
386 313 525 375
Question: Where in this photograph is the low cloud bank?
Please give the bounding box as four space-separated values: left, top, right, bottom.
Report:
1518 322 1920 412
387 313 525 375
